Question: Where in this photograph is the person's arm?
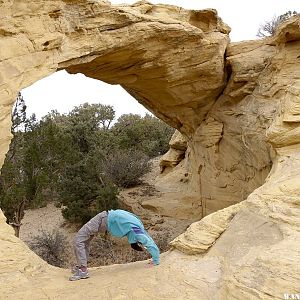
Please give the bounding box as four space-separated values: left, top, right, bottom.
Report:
135 232 160 265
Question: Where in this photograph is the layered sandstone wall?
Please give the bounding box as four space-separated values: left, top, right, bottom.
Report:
172 15 300 298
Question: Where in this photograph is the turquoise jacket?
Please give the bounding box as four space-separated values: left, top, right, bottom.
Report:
107 209 160 265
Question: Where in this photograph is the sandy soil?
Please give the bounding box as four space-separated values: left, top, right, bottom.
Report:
19 203 73 242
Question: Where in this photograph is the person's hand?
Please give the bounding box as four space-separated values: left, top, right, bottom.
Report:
145 261 159 268
145 261 154 268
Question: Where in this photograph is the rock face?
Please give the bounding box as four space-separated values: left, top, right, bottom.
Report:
159 130 187 172
0 0 230 168
0 1 300 299
171 17 300 299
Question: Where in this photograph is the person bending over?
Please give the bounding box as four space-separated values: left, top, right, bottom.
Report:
69 209 160 281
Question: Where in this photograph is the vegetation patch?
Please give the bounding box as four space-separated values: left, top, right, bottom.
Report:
0 93 174 228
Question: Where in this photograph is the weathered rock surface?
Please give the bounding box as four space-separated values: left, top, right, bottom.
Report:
159 130 187 172
171 15 300 299
0 0 230 168
0 1 300 299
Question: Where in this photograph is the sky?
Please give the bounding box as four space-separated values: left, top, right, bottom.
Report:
22 0 300 120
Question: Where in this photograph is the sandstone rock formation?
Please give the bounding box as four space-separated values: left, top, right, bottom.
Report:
159 130 187 172
0 0 300 299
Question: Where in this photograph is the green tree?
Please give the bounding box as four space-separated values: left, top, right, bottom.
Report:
1 99 174 227
112 113 174 157
68 102 115 131
21 115 75 207
11 92 27 132
0 104 75 234
257 11 297 37
55 103 119 223
58 111 173 223
63 103 116 154
0 93 27 236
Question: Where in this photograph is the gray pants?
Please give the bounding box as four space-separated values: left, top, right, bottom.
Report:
73 211 108 267
74 227 94 267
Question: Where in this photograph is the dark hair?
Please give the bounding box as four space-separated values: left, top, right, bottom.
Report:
130 242 144 252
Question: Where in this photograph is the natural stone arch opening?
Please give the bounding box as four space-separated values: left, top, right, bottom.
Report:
8 69 177 268
0 1 230 158
22 70 151 119
0 1 233 219
1 1 276 227
0 0 268 275
1 0 286 236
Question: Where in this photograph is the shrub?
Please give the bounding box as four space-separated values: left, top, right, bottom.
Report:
88 230 171 266
102 149 150 188
61 183 119 224
95 182 119 212
58 155 120 224
112 113 175 157
28 230 69 267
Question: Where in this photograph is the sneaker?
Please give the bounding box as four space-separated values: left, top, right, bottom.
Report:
71 265 80 274
69 268 90 281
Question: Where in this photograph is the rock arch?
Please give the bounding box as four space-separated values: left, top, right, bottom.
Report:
0 0 266 216
0 1 300 298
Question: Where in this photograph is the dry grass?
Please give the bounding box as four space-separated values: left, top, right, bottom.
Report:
88 230 171 266
27 228 172 268
28 229 70 267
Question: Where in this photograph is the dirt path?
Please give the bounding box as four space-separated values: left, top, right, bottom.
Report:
19 203 72 242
